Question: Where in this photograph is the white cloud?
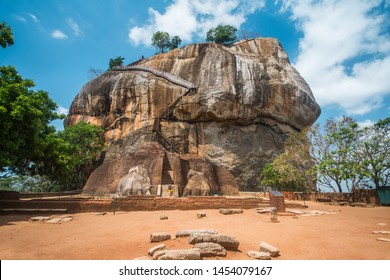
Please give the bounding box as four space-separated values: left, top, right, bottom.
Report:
56 106 69 116
67 18 83 36
281 0 390 115
51 30 68 40
29 13 40 23
358 119 375 128
14 15 27 22
129 0 265 46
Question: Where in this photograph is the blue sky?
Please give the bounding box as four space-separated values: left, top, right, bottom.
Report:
1 0 389 130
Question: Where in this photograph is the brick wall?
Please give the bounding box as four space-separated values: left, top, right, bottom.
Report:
0 196 263 213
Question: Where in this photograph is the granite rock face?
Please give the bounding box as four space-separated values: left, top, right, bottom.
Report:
65 38 320 193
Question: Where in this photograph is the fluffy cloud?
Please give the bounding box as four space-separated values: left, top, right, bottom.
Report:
282 0 390 115
51 30 68 40
56 106 69 116
129 0 265 46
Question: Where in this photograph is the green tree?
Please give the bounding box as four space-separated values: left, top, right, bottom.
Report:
44 122 105 190
260 128 316 192
170 35 182 50
309 117 365 193
0 66 62 174
108 56 125 69
151 31 171 53
206 24 237 45
358 118 390 189
151 31 182 53
0 22 14 48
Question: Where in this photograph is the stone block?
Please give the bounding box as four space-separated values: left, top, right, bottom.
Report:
197 212 207 218
188 233 239 250
259 241 280 257
153 249 201 260
148 244 167 256
150 232 171 242
247 251 271 260
194 242 227 257
176 229 218 238
219 209 243 215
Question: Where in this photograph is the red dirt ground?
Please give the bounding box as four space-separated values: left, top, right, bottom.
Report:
0 201 389 260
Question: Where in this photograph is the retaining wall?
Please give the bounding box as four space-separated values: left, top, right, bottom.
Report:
0 196 268 214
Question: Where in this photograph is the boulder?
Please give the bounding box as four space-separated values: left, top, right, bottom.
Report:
150 232 171 243
247 251 271 260
65 38 320 194
160 215 168 220
188 233 239 250
153 249 201 260
194 242 227 257
259 242 280 257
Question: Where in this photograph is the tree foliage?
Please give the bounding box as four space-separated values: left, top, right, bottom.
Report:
309 117 365 193
0 23 106 192
206 24 237 45
0 21 14 48
0 66 62 173
261 117 389 193
358 117 390 189
108 56 125 69
42 122 105 190
151 31 182 53
170 35 182 50
260 128 316 192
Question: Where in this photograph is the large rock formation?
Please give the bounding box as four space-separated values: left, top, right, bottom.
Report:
65 38 320 194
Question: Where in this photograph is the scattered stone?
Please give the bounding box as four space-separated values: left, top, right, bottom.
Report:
376 238 390 243
219 209 243 215
96 212 107 216
60 216 73 222
372 231 390 235
160 215 168 220
188 233 239 250
148 244 167 256
150 232 171 242
247 251 271 260
46 216 73 224
153 249 201 260
257 208 274 214
46 218 62 224
287 209 306 215
259 242 280 257
30 216 50 222
176 230 218 238
193 242 227 257
349 202 367 207
197 212 207 218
